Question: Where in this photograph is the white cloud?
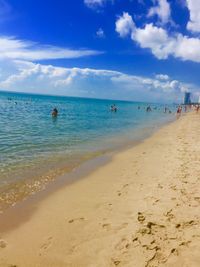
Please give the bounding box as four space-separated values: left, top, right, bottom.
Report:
96 28 105 38
84 0 104 6
148 0 171 24
133 23 171 59
84 0 112 9
0 58 197 102
116 13 200 63
155 74 170 80
115 12 135 38
0 36 103 61
110 73 187 94
186 0 200 32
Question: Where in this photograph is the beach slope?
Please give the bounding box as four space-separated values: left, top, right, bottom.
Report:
0 112 200 267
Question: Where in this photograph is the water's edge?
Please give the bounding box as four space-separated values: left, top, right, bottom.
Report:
0 116 177 233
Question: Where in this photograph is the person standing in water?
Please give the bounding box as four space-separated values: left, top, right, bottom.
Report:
110 104 117 112
52 107 58 117
146 106 152 112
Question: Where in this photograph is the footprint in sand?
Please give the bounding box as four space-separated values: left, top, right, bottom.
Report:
102 223 111 230
40 236 53 250
122 183 129 189
137 212 146 223
68 217 85 223
179 240 191 247
194 197 200 204
164 209 175 222
115 237 130 251
176 220 198 229
0 239 7 248
144 196 160 205
117 184 130 197
170 185 177 191
111 259 121 266
157 184 163 189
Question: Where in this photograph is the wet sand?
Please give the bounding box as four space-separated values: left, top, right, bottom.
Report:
0 112 200 266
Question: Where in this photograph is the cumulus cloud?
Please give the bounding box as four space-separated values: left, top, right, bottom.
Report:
186 0 200 32
0 59 196 102
0 36 103 61
133 23 171 59
116 12 200 63
115 12 135 38
96 28 105 38
148 0 171 24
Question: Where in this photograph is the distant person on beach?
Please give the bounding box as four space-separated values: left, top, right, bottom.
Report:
52 108 58 117
176 106 182 119
110 104 117 112
184 105 187 112
196 105 200 113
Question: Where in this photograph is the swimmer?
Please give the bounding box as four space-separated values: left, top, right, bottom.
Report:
110 104 117 112
52 107 58 117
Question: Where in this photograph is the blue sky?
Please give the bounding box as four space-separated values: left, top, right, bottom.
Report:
0 0 200 102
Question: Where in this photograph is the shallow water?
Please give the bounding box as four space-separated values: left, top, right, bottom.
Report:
0 91 176 210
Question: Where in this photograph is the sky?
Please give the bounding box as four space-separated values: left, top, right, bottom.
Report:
0 0 200 103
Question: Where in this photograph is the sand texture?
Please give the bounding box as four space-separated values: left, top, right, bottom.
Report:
0 112 200 267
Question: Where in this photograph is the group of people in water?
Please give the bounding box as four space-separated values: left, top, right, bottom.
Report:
51 104 118 117
52 104 119 117
110 104 118 112
51 103 200 118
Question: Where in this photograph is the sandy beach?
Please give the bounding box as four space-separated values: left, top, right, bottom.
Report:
0 112 200 267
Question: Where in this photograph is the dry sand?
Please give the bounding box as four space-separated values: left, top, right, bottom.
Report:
0 112 200 267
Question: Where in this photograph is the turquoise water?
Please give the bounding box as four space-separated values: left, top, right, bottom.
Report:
0 91 176 208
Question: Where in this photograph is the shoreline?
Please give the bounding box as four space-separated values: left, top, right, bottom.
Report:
1 112 200 266
0 113 175 213
0 116 174 232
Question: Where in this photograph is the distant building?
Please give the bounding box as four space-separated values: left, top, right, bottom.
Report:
184 92 191 105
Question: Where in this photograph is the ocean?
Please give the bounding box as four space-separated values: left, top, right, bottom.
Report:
0 91 176 210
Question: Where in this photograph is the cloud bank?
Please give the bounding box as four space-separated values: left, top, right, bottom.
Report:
0 59 197 103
